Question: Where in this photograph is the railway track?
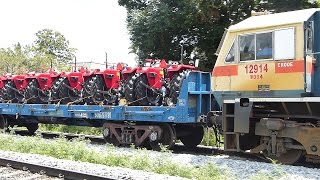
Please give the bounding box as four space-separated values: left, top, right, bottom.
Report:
0 157 115 180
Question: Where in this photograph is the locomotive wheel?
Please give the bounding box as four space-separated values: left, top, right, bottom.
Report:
149 123 176 151
25 79 50 104
26 123 39 134
123 74 139 105
168 71 188 105
179 125 204 149
135 74 161 106
84 75 118 105
0 115 8 133
263 149 304 165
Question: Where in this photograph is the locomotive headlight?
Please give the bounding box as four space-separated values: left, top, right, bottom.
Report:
149 131 158 141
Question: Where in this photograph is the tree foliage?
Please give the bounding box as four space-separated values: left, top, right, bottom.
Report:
0 29 76 74
120 0 319 70
34 29 76 63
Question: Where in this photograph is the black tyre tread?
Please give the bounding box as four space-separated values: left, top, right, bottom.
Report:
84 75 118 105
135 74 150 105
25 79 39 103
51 77 65 103
2 80 18 103
135 73 162 106
83 76 97 105
123 74 139 105
24 79 50 104
169 71 188 105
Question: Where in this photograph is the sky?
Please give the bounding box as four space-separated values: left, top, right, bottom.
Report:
0 0 137 68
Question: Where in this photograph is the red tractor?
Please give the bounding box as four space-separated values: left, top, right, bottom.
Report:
1 74 28 103
83 64 123 105
51 67 94 104
166 61 195 105
124 59 196 106
24 69 61 104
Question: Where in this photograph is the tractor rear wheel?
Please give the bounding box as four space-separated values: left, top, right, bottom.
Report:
51 77 64 103
52 77 81 104
2 80 22 103
168 71 188 105
25 79 50 104
135 74 162 106
123 74 139 105
84 75 118 105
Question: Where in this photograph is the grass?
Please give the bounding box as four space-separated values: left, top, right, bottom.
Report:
39 124 102 135
39 124 223 147
0 134 225 179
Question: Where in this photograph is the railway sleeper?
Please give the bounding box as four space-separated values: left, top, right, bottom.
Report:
102 122 166 149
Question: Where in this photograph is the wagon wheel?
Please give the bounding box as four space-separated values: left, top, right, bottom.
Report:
179 125 204 149
102 126 120 146
149 123 176 151
0 115 8 133
26 123 39 134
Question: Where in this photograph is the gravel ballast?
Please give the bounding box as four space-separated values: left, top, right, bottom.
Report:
0 150 187 180
1 134 320 180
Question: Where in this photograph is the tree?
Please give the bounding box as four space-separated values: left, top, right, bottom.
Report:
120 0 319 71
0 29 75 74
120 0 255 70
254 0 318 12
34 29 76 64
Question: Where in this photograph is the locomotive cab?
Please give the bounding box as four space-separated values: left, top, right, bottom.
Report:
212 9 320 164
213 8 320 105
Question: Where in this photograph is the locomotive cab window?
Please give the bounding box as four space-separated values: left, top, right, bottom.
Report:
256 32 272 60
225 42 235 63
239 34 255 61
306 21 313 53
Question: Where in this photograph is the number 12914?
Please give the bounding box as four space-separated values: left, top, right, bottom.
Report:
245 64 268 74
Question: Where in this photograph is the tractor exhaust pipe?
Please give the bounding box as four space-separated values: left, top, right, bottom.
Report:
105 52 108 69
74 56 77 72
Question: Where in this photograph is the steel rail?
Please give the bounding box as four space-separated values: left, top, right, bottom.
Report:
0 157 115 180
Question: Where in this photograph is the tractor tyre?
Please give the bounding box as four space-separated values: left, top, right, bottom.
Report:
2 80 18 103
123 74 139 105
51 77 65 103
25 79 50 104
168 71 188 105
84 75 118 105
135 74 162 106
59 78 81 104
